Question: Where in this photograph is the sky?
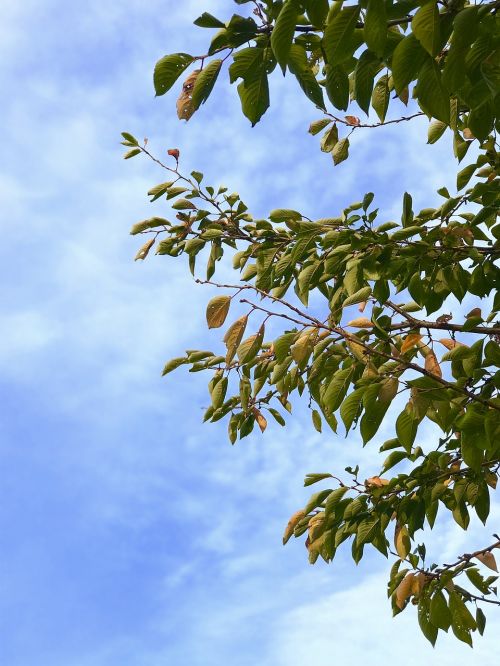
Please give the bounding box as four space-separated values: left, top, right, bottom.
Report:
0 1 498 664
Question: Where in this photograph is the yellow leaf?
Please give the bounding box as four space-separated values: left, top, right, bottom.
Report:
134 238 155 261
411 572 428 598
395 573 415 609
308 513 325 542
401 333 422 354
347 337 368 362
438 338 463 350
424 350 442 378
476 552 498 572
346 317 373 328
394 523 411 560
282 510 306 545
206 295 231 329
253 408 268 433
223 316 248 363
365 476 389 488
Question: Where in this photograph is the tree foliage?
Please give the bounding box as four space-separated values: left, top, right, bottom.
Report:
123 0 500 647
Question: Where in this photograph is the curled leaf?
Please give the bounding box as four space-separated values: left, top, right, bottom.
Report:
134 238 155 261
283 509 306 544
396 573 415 609
476 552 498 572
424 351 442 378
346 317 373 328
401 333 422 354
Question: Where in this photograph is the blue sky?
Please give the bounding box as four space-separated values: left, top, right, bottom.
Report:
1 1 498 664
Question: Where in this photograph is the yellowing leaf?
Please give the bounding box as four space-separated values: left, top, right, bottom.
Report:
206 295 231 329
438 338 463 350
394 523 411 560
223 316 248 363
365 476 389 488
476 552 498 572
134 238 155 261
401 332 422 354
346 317 373 328
345 115 360 126
308 513 325 542
466 307 482 319
253 408 268 433
424 350 442 378
176 69 201 120
283 509 306 544
395 573 415 609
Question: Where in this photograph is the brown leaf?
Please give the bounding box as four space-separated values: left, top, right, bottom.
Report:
401 332 422 354
134 238 155 261
476 552 498 572
463 128 474 140
485 471 498 489
358 300 367 313
206 295 231 329
466 307 482 319
345 115 360 126
396 573 415 609
282 510 306 545
346 317 373 328
425 351 442 378
167 148 180 160
176 69 201 121
253 408 268 433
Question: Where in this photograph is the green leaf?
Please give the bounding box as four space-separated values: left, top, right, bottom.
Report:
123 148 141 159
391 35 426 95
305 0 329 28
343 285 371 306
412 1 441 57
323 6 361 66
271 0 299 72
325 65 350 110
364 0 387 57
288 44 326 110
269 208 302 222
154 53 194 96
427 119 447 144
415 57 450 123
340 387 365 432
457 163 477 191
309 118 331 135
418 594 438 646
430 590 451 631
324 486 349 517
396 408 419 452
312 409 322 433
237 69 270 126
354 49 380 114
162 357 187 376
332 137 350 165
194 12 225 28
191 59 223 110
372 73 390 122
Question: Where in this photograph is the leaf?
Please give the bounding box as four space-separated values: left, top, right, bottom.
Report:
269 208 302 222
340 387 365 432
415 58 450 124
283 509 306 544
134 238 155 261
394 523 411 560
324 486 349 516
343 286 371 306
395 573 415 609
476 552 498 572
346 318 373 328
237 325 265 364
309 118 331 135
206 295 231 329
124 148 141 159
325 65 350 110
312 409 322 433
427 119 447 144
154 53 194 96
162 357 187 376
424 351 442 378
430 590 451 631
271 0 299 72
371 74 390 122
223 316 248 363
288 44 326 110
194 12 225 29
438 338 461 350
412 1 441 57
191 59 223 110
364 0 387 57
401 332 422 354
237 69 270 126
254 408 268 433
354 49 380 114
391 35 426 95
323 6 360 66
332 137 350 165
